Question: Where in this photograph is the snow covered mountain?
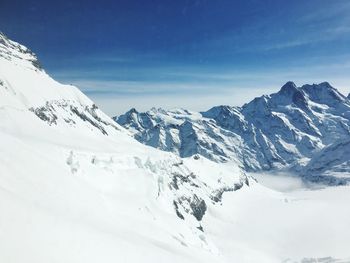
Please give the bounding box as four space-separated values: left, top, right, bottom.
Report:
115 82 350 184
301 138 350 185
2 32 350 262
0 32 251 262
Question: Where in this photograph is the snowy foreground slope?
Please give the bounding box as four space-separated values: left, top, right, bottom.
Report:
1 33 350 262
116 82 350 184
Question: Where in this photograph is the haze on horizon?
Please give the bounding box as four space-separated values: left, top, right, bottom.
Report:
1 0 350 115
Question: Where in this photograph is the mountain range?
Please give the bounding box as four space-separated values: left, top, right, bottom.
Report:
115 81 350 184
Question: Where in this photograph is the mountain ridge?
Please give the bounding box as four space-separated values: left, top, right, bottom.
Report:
115 81 350 184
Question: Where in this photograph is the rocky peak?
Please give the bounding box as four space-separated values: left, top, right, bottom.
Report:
0 32 42 70
301 82 346 105
201 105 234 119
270 81 308 108
128 107 139 114
292 89 308 109
242 95 271 117
113 108 140 126
278 81 298 96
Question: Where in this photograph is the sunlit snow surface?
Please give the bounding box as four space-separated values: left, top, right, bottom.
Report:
1 33 350 263
208 174 350 262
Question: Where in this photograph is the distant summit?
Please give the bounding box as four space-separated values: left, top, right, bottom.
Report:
278 81 298 96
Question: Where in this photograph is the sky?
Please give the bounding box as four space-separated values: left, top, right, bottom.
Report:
1 0 350 115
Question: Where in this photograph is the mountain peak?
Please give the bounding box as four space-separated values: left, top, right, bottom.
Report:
201 105 235 119
301 82 346 105
301 82 334 92
114 107 139 125
281 81 297 90
128 107 139 114
277 81 299 96
0 32 42 70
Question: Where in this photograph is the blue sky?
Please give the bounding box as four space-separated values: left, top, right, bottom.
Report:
1 0 350 115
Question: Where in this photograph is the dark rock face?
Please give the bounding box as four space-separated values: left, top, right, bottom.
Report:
173 196 207 221
30 100 120 136
30 102 58 125
173 201 185 220
166 158 250 222
70 105 108 135
210 182 245 203
189 195 207 221
292 90 308 110
279 81 298 96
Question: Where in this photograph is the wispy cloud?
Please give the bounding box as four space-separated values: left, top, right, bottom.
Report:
297 1 350 24
188 1 350 54
60 79 236 96
45 1 350 115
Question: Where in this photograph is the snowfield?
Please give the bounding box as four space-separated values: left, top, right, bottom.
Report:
1 32 350 263
205 181 350 262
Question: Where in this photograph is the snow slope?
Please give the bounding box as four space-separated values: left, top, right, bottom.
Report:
115 82 350 184
301 139 350 185
0 32 249 262
1 32 350 263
